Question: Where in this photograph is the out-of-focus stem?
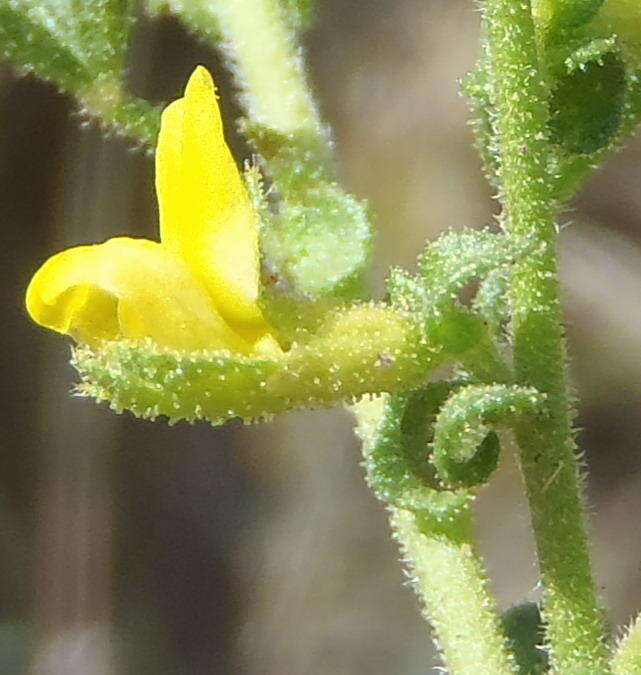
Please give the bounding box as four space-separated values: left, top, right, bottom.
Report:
209 0 321 135
152 0 323 136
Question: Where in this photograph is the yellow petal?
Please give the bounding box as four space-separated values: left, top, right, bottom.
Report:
26 237 252 352
156 98 185 245
155 66 265 328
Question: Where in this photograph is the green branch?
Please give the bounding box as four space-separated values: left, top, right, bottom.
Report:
483 0 609 670
1 1 160 145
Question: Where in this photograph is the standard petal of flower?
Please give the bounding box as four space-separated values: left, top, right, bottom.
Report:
25 237 252 352
156 66 266 327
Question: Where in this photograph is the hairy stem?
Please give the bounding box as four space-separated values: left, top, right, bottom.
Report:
209 0 322 136
484 0 609 670
391 508 516 674
354 395 516 673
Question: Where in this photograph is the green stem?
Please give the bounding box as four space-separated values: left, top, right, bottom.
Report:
203 0 322 136
484 0 609 671
391 507 517 674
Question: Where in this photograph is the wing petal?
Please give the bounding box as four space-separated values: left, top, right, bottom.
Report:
26 237 252 352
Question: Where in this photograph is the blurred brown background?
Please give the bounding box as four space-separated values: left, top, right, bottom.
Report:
1 1 641 673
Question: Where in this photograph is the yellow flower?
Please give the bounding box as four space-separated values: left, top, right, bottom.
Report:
26 66 279 355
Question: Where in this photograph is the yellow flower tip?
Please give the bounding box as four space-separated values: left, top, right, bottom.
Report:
26 66 280 357
185 65 218 99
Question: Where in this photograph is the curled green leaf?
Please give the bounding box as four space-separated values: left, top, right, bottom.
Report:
591 0 641 65
564 37 618 73
0 3 90 92
388 235 516 384
353 390 471 536
432 384 547 488
473 268 510 336
358 384 450 508
389 230 531 373
418 228 534 316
